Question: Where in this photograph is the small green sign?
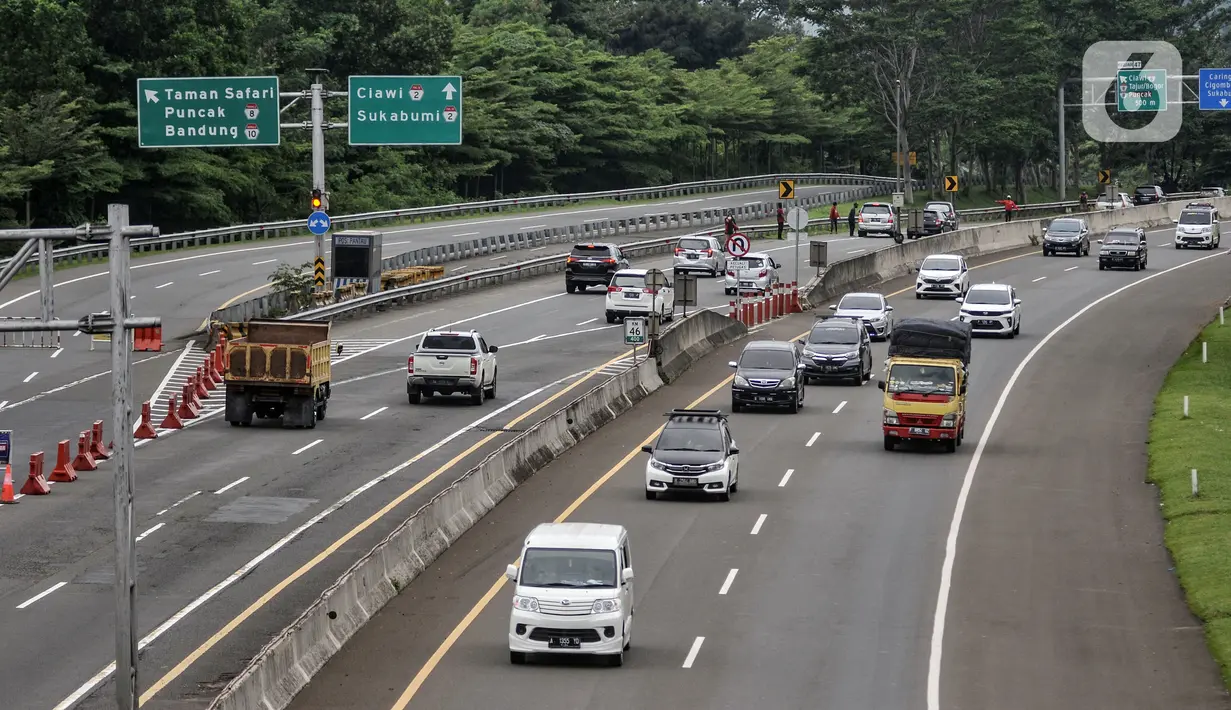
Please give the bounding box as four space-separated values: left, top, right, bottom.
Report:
1116 69 1167 113
137 76 280 148
348 75 463 146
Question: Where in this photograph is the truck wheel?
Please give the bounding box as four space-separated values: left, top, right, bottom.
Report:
315 401 326 421
485 373 497 399
471 382 485 405
883 436 895 451
407 387 421 405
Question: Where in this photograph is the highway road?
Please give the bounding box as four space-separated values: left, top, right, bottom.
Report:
284 225 1231 710
0 220 842 709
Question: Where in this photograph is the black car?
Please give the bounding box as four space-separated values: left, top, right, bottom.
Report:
728 340 806 413
1132 185 1164 205
641 409 739 501
565 242 629 293
924 201 960 231
1042 217 1091 257
1098 227 1148 271
800 317 873 385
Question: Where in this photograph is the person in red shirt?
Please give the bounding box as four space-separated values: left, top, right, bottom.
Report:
829 202 840 233
776 203 785 239
725 213 738 237
995 195 1017 222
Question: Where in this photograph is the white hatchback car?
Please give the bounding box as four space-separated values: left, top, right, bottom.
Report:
605 268 674 323
915 253 969 299
506 523 635 667
723 252 780 295
956 283 1022 337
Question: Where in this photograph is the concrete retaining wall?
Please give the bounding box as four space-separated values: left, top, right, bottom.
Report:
656 309 748 383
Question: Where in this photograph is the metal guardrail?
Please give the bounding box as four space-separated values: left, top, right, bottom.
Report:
0 172 918 276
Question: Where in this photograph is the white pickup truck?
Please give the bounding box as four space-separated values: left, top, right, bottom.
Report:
406 329 499 405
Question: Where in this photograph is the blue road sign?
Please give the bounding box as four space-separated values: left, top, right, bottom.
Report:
0 430 11 466
307 210 331 235
1198 69 1231 110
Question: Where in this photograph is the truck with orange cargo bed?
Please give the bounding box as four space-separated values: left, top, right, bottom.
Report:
223 319 332 429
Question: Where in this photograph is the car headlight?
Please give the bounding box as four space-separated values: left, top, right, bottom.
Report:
940 414 956 428
703 461 725 472
780 376 796 388
592 599 621 613
883 408 899 425
649 458 664 470
513 596 539 612
734 375 749 387
840 351 860 364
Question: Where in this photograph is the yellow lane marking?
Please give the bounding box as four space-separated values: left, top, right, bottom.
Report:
138 346 638 705
195 282 273 332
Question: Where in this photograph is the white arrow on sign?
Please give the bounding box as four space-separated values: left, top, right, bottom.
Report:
144 89 159 103
442 82 456 99
1222 98 1228 108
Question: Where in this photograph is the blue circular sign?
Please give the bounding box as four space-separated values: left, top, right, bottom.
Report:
307 210 331 236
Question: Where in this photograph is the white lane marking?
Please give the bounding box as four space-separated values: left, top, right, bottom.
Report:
743 201 760 206
135 523 165 542
50 348 63 359
54 378 569 709
750 514 767 535
360 407 387 421
718 569 739 595
805 432 820 446
1032 276 1047 282
528 246 547 252
157 491 201 515
1157 242 1169 247
198 270 220 276
293 439 323 455
23 372 37 383
778 469 794 487
1064 266 1079 272
0 401 7 410
926 249 1228 710
489 255 506 260
155 281 173 289
15 581 67 609
502 324 618 349
213 476 249 495
577 317 598 326
137 343 197 434
252 259 276 265
683 637 706 668
73 330 80 336
520 224 547 230
453 232 479 237
130 295 136 300
832 400 847 414
672 199 703 205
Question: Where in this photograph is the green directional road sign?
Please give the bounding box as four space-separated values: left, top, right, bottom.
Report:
1116 69 1167 112
348 75 463 146
137 76 280 148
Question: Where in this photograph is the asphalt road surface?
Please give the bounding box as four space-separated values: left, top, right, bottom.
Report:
0 221 846 710
285 227 1231 710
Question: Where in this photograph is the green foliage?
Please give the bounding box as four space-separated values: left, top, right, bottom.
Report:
268 261 315 313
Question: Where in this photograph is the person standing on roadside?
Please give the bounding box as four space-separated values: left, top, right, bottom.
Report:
995 195 1017 222
829 202 840 233
725 212 738 238
1079 190 1089 211
776 202 786 239
848 203 858 237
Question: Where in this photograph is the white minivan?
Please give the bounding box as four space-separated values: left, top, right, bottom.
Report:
506 522 635 666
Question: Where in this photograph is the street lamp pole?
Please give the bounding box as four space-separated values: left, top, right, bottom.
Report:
895 79 903 194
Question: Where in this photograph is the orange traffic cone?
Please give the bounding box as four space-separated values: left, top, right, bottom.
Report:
1 464 17 503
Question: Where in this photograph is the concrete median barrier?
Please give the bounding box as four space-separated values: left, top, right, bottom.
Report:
656 308 748 383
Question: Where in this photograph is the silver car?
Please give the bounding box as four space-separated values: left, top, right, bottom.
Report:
673 235 726 277
828 291 894 340
724 252 780 295
857 202 898 238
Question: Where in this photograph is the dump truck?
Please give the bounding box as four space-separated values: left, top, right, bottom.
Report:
223 319 332 429
878 317 970 452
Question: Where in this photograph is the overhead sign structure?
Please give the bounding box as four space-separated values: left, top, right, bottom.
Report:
307 210 331 236
624 317 646 345
726 233 750 257
1198 68 1231 110
944 175 959 192
778 180 795 200
348 75 463 146
137 76 280 148
787 206 809 231
1116 69 1166 112
1098 169 1112 184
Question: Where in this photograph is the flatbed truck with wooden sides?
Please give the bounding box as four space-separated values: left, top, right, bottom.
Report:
223 319 332 429
878 317 970 452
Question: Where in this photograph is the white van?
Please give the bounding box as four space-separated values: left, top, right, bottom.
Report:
506 522 635 666
1174 207 1221 249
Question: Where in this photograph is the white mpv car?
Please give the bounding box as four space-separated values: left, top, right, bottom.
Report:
506 523 635 667
604 268 675 323
957 283 1022 337
915 253 969 299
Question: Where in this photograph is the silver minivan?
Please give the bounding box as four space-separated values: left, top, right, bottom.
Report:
672 235 726 277
857 202 898 238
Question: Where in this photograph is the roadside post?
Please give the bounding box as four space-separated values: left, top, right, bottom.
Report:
787 206 809 288
624 316 646 363
810 240 828 277
644 268 668 359
726 232 750 323
675 272 698 318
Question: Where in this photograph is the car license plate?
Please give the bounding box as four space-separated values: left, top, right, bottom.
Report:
909 427 931 436
427 378 452 385
687 254 698 259
757 396 772 402
623 292 639 299
975 320 997 326
740 281 754 287
672 477 698 487
548 636 582 649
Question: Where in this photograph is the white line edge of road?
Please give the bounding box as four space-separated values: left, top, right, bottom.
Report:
925 248 1228 710
15 581 67 609
52 369 592 710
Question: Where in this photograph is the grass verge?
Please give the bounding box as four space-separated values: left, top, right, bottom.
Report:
1148 314 1231 689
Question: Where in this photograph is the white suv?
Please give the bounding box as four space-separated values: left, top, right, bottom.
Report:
406 330 498 405
957 283 1022 337
605 268 674 323
506 523 635 667
915 253 969 299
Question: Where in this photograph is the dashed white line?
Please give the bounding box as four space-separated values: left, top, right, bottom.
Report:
214 476 249 495
23 372 37 383
576 317 598 326
805 432 820 447
72 330 80 337
155 281 174 289
520 224 547 230
778 469 794 487
750 514 767 535
1032 276 1047 282
453 232 479 237
743 201 760 206
832 400 847 414
157 490 201 516
682 636 705 668
0 400 8 410
135 523 165 542
16 581 68 609
718 569 739 595
489 255 506 260
252 259 276 266
198 270 220 276
1064 266 1079 272
360 407 388 421
292 438 323 455
528 246 547 252
950 316 960 321
50 348 63 359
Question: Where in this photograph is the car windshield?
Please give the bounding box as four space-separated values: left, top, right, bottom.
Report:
925 202 951 212
519 548 617 588
838 295 882 311
1048 219 1080 233
678 238 710 250
421 334 476 350
571 244 611 257
1179 210 1211 225
1135 187 1156 194
887 364 956 395
964 289 1011 305
862 205 890 215
656 425 723 452
736 257 765 269
921 256 961 271
808 325 859 345
739 348 797 369
1104 233 1137 245
612 274 645 288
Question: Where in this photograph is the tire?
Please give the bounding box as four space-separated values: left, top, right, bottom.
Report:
407 387 421 405
788 393 800 413
606 312 617 324
945 439 957 453
1013 319 1020 335
956 426 965 446
915 292 922 299
315 402 326 421
566 283 576 294
717 478 731 502
229 421 240 427
608 650 624 667
731 398 742 413
486 371 497 399
471 382 485 405
883 436 895 451
645 489 656 500
729 476 738 493
1175 243 1182 249
862 365 872 382
510 651 526 665
858 231 867 238
1006 327 1015 339
1042 249 1049 256
1098 263 1105 271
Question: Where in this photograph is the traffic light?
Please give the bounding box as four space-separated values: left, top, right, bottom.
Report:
311 189 323 210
